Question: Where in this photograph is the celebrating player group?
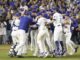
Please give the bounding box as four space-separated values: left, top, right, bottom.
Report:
8 3 79 58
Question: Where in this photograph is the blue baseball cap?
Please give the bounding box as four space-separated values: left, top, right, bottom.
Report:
65 11 71 16
24 11 31 15
14 13 21 17
37 11 42 16
32 10 37 13
43 13 50 19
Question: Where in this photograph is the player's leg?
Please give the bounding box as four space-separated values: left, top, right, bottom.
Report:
50 30 54 47
42 36 49 57
45 30 54 54
8 31 18 57
33 42 39 56
30 30 35 51
37 31 44 53
21 32 29 55
14 30 27 57
59 31 65 55
33 30 39 56
21 41 27 54
37 30 47 57
53 26 64 56
53 27 60 56
66 33 75 55
68 39 78 54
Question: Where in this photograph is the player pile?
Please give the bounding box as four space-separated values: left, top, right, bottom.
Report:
6 0 80 58
8 10 79 58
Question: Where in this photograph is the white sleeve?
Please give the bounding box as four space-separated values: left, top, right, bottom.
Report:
53 14 56 20
53 13 59 20
34 16 39 22
37 19 41 25
3 22 7 26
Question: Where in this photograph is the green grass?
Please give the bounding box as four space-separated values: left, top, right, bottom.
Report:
0 45 80 60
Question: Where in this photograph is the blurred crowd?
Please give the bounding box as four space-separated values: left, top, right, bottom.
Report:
0 0 80 44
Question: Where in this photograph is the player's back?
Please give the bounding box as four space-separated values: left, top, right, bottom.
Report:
19 16 32 32
53 12 63 26
63 18 72 32
37 17 47 30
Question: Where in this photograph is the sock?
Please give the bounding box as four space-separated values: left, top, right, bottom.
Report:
60 41 64 51
55 41 60 54
60 41 65 55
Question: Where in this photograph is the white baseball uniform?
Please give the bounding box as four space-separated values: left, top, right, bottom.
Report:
9 18 20 55
11 18 20 45
30 17 38 56
30 18 38 51
53 12 64 56
37 16 52 57
63 18 77 55
53 12 63 42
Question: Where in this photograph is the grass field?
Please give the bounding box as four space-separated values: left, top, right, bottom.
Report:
0 45 80 60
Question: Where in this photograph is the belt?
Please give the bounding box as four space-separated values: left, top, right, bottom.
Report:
58 25 61 26
13 30 16 31
13 30 18 31
55 25 61 27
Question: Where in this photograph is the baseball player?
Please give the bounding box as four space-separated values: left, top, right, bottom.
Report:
53 10 64 56
30 10 38 52
63 15 78 55
30 15 41 56
42 13 54 55
14 12 35 58
36 13 53 57
8 13 21 57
